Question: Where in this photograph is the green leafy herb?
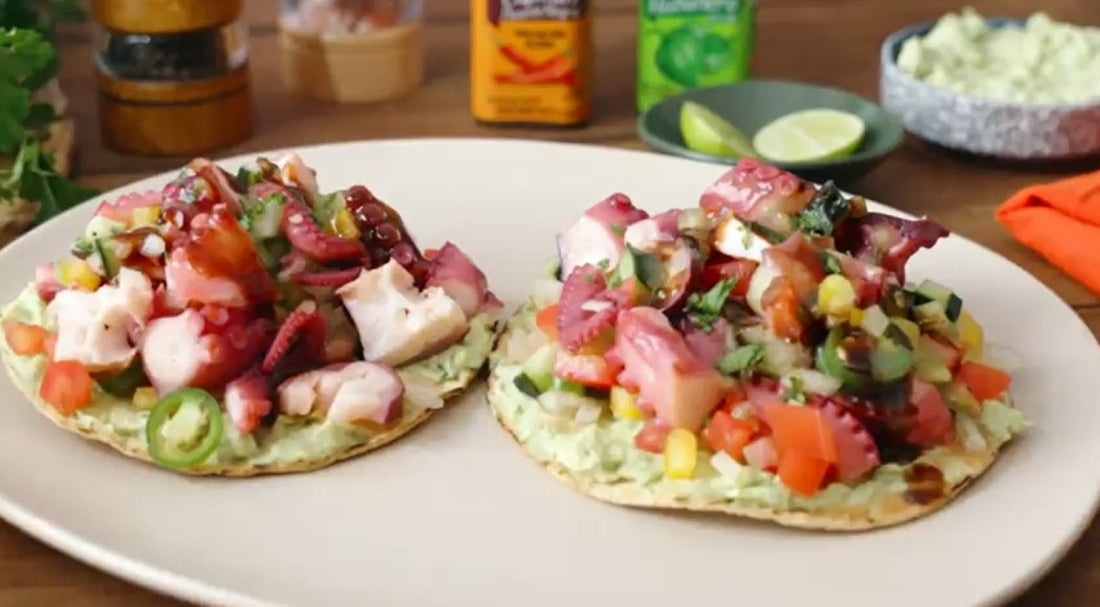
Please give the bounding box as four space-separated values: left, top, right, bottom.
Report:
610 245 662 291
684 278 735 332
609 222 624 236
784 375 807 405
716 343 764 375
793 181 852 237
822 252 842 275
1 13 98 227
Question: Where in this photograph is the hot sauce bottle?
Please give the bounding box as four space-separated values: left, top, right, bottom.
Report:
470 0 592 127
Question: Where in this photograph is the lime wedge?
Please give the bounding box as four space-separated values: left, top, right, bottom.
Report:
752 109 866 164
679 101 758 160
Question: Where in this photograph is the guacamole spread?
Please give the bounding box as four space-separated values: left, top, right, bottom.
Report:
491 302 1029 513
897 7 1100 104
3 285 496 469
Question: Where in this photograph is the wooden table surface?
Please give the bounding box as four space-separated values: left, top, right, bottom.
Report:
3 0 1100 605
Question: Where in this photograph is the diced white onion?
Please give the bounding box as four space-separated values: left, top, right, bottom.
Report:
860 304 890 337
710 451 744 479
782 369 842 397
580 299 612 313
573 404 603 424
745 266 779 317
532 277 563 308
140 234 166 257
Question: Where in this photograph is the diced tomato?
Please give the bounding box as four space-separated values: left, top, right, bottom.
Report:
535 304 559 340
3 321 49 356
39 360 94 416
742 436 778 471
761 278 804 341
700 255 759 298
956 361 1012 401
720 383 749 411
553 352 620 390
703 410 755 463
635 421 670 454
763 402 837 464
777 450 831 496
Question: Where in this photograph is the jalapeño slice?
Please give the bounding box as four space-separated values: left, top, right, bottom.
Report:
145 388 223 470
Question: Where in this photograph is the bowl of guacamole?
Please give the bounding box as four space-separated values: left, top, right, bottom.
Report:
879 7 1100 160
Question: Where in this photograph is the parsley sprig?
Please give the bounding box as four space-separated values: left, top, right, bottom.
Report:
1 2 98 227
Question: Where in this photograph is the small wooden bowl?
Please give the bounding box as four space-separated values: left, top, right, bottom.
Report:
278 20 424 103
97 66 253 157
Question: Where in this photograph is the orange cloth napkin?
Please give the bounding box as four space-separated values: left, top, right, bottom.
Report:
996 171 1100 296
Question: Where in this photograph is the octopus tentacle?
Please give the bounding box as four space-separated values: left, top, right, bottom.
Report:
291 267 365 287
281 199 365 263
261 300 326 373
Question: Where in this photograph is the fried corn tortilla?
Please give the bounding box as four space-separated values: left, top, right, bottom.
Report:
2 285 498 476
487 298 1028 531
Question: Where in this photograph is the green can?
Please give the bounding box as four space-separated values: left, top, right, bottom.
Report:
636 0 755 113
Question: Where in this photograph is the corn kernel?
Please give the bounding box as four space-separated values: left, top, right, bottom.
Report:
609 386 643 421
663 428 698 480
57 259 101 291
816 274 856 318
328 208 360 240
132 387 158 411
956 309 984 359
848 307 864 327
131 206 160 227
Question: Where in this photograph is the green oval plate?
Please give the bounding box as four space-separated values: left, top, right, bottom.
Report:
637 80 905 182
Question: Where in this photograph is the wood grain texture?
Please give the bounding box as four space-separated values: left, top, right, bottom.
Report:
2 0 1099 605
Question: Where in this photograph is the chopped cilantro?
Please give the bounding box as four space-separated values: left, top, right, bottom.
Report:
684 278 736 332
793 181 852 237
609 222 624 236
746 221 786 244
823 253 842 275
716 343 764 375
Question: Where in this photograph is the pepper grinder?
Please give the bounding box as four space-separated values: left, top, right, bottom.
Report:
92 0 253 156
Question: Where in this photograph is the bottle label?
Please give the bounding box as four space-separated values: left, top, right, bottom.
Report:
636 0 755 113
471 0 591 125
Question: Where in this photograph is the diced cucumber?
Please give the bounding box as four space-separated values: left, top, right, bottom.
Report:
71 236 96 259
521 343 559 392
911 279 963 322
912 300 959 340
616 245 663 291
870 338 914 382
859 304 890 337
85 215 126 240
95 237 122 278
889 316 920 348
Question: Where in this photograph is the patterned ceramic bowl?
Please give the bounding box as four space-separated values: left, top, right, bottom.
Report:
880 19 1100 160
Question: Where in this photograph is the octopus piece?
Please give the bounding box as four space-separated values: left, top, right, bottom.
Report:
819 398 881 483
834 212 950 283
424 242 498 319
164 206 278 308
91 191 162 226
699 159 814 236
336 259 468 367
224 369 273 434
606 307 728 433
282 197 366 263
274 152 320 203
187 157 244 216
556 193 649 279
291 266 365 288
140 306 270 395
622 211 695 311
34 263 63 303
47 268 154 373
277 362 405 426
555 265 628 353
679 316 736 368
261 300 326 374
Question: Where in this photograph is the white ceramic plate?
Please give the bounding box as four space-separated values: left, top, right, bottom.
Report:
1 139 1098 607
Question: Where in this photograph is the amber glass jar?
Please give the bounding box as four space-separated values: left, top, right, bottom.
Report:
92 0 253 156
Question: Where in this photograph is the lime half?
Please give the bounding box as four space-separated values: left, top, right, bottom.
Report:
752 109 866 164
679 101 758 160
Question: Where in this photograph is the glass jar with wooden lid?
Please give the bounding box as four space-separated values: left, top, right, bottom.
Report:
92 0 253 156
278 0 425 103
